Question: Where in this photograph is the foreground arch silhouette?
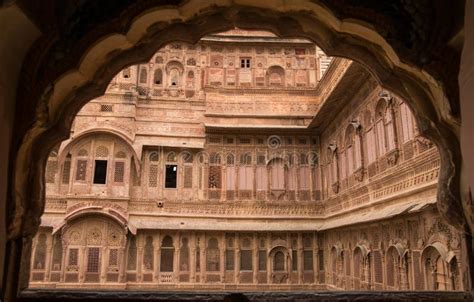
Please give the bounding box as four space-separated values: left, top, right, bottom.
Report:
2 1 472 301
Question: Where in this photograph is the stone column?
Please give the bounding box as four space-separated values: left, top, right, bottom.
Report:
295 163 300 201
235 233 240 284
222 164 227 201
220 235 225 282
137 239 143 282
200 238 206 284
60 245 67 282
190 233 196 283
119 246 126 283
252 234 258 283
44 236 53 282
100 247 107 283
298 234 303 284
153 234 159 282
79 246 87 283
253 158 257 200
174 246 180 282
266 165 271 201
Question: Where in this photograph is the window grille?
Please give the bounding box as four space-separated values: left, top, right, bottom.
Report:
95 146 109 157
87 247 100 273
180 238 190 271
52 236 63 271
225 250 234 270
127 237 137 270
75 159 87 181
374 250 383 283
183 166 193 188
304 251 313 271
109 249 118 266
206 238 220 271
258 251 267 271
100 104 113 112
143 236 154 270
68 248 79 266
274 251 285 271
208 166 221 189
149 164 158 187
114 161 124 182
62 156 71 184
240 250 252 271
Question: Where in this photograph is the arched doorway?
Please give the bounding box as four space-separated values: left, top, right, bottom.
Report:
269 247 290 284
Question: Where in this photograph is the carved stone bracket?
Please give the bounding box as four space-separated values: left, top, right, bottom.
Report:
354 167 364 182
332 181 340 194
386 149 400 166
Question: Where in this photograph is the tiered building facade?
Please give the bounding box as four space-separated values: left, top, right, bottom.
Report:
29 30 463 291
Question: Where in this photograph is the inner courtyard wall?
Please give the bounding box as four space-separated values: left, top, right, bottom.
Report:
28 31 463 291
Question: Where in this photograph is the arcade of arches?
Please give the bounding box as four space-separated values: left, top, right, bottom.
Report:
28 30 463 291
1 1 474 301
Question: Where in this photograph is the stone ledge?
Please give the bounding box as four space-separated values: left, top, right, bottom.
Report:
18 290 472 302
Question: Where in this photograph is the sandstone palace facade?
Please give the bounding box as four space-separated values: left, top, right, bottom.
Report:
29 30 463 291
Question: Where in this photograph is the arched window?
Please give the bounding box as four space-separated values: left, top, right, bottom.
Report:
256 153 267 193
179 237 189 272
113 151 126 183
240 237 252 271
181 152 193 189
51 235 63 272
364 110 376 164
209 152 222 191
160 236 174 272
206 238 220 271
149 152 159 187
267 65 285 86
386 247 398 288
287 154 297 196
375 100 387 157
353 248 363 290
154 69 162 85
34 234 47 269
274 251 285 271
344 126 355 178
127 236 137 270
226 154 236 200
239 153 253 192
400 102 415 143
139 67 148 84
122 67 131 79
143 236 154 271
169 68 180 86
75 147 89 182
299 153 310 195
270 158 285 191
62 153 72 184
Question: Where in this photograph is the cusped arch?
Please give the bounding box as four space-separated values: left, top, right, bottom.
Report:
54 208 136 237
7 2 468 296
422 242 456 263
57 130 140 174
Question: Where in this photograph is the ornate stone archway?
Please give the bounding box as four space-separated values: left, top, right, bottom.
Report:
2 1 472 300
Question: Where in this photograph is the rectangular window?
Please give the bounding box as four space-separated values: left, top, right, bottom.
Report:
62 160 71 184
258 250 267 271
240 58 251 68
109 249 118 266
87 247 100 272
93 160 107 184
165 164 177 188
183 166 193 188
303 251 313 271
292 250 298 271
75 159 87 181
114 161 124 182
225 250 235 270
68 248 78 266
240 250 252 271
